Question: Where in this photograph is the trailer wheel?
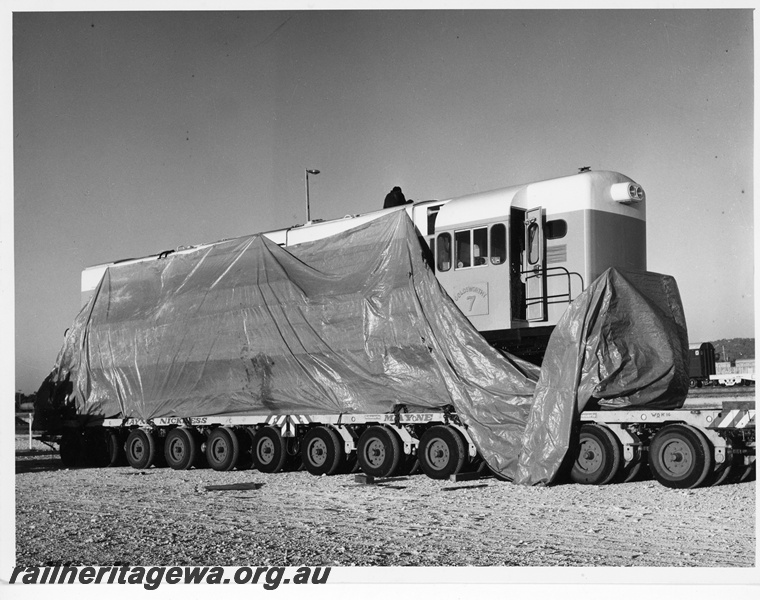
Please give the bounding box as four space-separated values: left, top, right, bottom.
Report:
206 427 240 471
708 459 734 486
87 428 125 468
418 426 466 480
396 455 420 477
648 424 713 489
284 437 304 471
104 429 127 467
729 460 755 484
302 426 344 476
80 429 105 467
618 458 649 484
612 432 648 484
125 429 157 470
569 424 622 485
235 428 254 470
164 428 198 470
59 430 83 468
357 426 401 477
252 427 288 473
341 453 361 474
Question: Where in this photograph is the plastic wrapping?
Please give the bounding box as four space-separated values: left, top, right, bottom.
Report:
37 211 536 460
513 269 689 484
36 210 688 484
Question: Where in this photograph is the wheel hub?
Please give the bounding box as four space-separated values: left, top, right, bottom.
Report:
211 440 228 461
365 440 385 466
661 440 693 476
427 439 450 469
308 439 327 466
131 440 144 459
257 439 274 463
169 440 184 460
576 439 602 473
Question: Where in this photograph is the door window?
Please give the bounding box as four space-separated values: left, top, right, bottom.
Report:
436 233 452 272
527 221 540 265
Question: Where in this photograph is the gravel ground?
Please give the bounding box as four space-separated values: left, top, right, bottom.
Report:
15 435 755 569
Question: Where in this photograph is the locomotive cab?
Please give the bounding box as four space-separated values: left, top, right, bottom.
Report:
421 170 647 361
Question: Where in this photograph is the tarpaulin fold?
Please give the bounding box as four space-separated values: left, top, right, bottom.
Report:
513 269 689 484
36 210 688 484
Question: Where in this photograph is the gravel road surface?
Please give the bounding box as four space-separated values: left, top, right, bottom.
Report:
15 436 755 570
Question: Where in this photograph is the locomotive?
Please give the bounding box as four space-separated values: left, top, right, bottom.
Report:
81 168 647 361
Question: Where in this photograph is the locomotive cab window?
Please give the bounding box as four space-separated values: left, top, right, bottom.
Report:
454 227 490 269
455 230 471 268
490 224 506 265
436 233 452 272
546 219 567 240
473 228 487 266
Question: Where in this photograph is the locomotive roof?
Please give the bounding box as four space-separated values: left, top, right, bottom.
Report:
434 170 646 230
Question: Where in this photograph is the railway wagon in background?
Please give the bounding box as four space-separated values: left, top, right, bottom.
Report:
687 342 755 387
713 359 755 387
57 169 754 487
688 342 717 388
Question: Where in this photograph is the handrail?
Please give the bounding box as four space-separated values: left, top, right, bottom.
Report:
522 266 584 310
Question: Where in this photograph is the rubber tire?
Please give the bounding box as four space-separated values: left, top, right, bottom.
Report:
235 428 254 470
614 432 647 484
59 430 83 468
205 427 240 471
476 457 491 475
740 462 755 482
569 424 623 485
81 428 107 467
125 429 157 470
342 453 361 474
302 426 344 476
104 429 126 467
164 428 198 470
356 426 402 478
418 425 467 480
618 458 650 483
396 455 420 476
708 459 734 486
284 437 304 472
86 428 125 468
252 427 289 473
727 460 755 484
648 424 714 489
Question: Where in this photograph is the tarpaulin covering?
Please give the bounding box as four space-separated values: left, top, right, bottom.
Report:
36 210 689 484
513 269 690 484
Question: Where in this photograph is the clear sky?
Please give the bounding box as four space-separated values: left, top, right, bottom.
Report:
8 6 755 393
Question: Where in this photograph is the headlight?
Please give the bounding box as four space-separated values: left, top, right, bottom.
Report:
610 182 645 203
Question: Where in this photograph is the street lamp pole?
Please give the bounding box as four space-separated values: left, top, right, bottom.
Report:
305 169 320 222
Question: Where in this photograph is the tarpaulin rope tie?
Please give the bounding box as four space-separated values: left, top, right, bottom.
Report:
392 404 408 426
442 405 456 425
